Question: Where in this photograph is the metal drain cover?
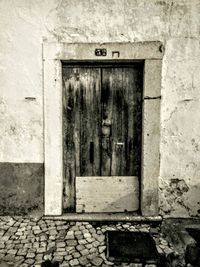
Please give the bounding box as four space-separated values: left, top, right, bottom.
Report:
106 231 159 263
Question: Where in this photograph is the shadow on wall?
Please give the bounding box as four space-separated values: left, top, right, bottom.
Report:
0 163 44 215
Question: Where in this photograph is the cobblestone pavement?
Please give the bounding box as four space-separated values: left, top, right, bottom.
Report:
0 217 176 267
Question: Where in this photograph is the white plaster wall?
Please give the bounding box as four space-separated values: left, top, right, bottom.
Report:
160 38 200 217
0 0 200 216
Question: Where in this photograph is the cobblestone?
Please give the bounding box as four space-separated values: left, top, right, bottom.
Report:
0 217 177 266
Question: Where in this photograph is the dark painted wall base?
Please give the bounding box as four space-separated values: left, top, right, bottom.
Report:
0 163 44 215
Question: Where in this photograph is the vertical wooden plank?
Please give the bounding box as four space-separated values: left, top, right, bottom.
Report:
63 67 101 211
101 68 113 176
110 68 124 176
63 67 76 211
122 67 130 176
79 69 89 176
79 68 101 176
132 66 143 177
74 69 80 178
122 67 143 176
92 70 101 176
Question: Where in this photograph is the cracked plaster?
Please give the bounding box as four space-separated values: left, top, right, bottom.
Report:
0 0 200 216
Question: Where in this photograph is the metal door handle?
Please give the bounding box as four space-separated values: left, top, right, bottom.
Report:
116 142 124 146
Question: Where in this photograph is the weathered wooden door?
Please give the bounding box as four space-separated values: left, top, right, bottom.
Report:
63 64 143 213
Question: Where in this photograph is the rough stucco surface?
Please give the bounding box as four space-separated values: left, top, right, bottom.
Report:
0 0 200 217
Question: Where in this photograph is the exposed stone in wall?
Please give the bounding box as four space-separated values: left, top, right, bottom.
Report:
159 178 189 215
160 177 200 217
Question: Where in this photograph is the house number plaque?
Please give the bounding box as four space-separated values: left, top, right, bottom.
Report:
95 48 107 56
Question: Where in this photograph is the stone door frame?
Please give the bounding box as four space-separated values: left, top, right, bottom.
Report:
43 42 163 216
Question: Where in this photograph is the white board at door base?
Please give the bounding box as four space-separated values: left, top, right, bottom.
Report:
76 176 139 213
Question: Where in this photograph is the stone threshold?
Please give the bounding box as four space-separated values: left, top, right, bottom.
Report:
45 213 163 222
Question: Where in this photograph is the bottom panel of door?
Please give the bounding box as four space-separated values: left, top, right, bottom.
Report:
76 176 139 213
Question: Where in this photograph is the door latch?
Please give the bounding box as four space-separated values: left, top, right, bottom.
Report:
116 142 124 146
